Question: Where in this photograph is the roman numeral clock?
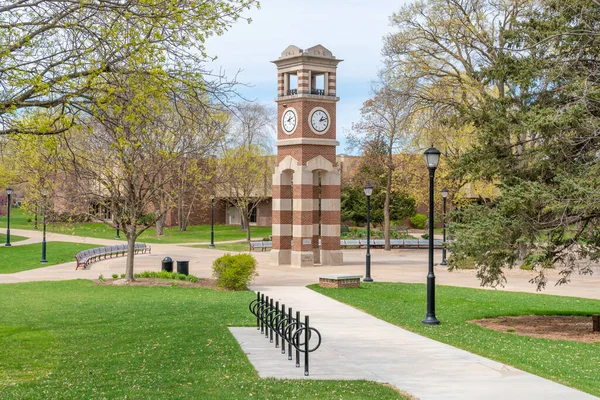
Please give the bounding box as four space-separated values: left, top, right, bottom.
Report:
270 45 343 268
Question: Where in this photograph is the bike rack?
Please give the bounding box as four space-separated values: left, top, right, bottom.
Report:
249 292 322 376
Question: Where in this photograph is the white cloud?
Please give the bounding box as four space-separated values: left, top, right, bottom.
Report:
205 0 409 151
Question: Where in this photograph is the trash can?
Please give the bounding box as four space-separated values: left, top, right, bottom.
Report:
162 257 173 273
177 260 189 276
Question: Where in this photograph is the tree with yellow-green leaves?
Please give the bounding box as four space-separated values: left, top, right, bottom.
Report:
0 122 72 215
348 75 414 250
67 69 226 281
1 0 258 136
217 144 271 243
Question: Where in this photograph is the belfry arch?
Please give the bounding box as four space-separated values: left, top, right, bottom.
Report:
270 45 343 267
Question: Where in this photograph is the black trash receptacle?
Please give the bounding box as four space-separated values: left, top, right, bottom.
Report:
162 257 173 272
177 260 189 276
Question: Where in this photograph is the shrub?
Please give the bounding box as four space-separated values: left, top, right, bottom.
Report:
133 270 201 282
421 233 429 239
212 253 258 290
120 273 126 279
98 274 105 282
112 274 118 279
410 213 427 229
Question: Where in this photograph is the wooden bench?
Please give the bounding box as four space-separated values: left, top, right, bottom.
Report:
318 274 363 288
75 243 151 270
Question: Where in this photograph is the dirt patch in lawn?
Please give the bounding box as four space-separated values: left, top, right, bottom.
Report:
94 277 218 289
471 315 600 343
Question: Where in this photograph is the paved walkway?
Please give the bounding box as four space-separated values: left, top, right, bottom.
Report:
232 286 597 400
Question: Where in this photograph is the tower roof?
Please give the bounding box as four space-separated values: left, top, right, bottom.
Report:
272 44 342 68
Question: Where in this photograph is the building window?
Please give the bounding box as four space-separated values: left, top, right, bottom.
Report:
249 207 257 223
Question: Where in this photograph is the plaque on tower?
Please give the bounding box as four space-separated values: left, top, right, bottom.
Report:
270 45 343 267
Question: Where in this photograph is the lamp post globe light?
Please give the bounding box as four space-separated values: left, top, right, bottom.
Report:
40 189 48 263
5 188 12 247
363 183 374 282
423 146 441 325
440 188 449 266
209 194 215 249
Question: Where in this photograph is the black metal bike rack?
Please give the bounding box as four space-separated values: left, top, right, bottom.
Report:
249 292 322 376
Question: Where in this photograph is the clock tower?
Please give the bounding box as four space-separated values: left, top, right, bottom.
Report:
271 44 343 267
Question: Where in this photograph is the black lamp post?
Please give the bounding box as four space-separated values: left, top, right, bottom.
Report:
363 183 373 282
5 188 12 247
115 221 121 239
423 146 441 325
440 188 449 266
209 194 216 248
40 189 48 263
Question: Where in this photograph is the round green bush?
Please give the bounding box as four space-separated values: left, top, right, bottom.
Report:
212 253 258 291
410 213 427 229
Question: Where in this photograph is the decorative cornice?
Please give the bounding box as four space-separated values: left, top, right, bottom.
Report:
275 138 339 147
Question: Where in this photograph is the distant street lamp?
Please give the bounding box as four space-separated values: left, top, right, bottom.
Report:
5 188 12 247
440 188 449 266
40 189 48 263
115 220 121 239
363 183 373 282
423 146 441 325
209 194 216 248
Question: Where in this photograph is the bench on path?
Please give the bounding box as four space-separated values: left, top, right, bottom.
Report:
249 241 273 251
75 243 151 270
390 225 410 237
250 239 444 251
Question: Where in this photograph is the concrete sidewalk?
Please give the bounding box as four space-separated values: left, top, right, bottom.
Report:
232 286 597 400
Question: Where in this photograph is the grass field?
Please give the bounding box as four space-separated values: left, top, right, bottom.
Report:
0 281 406 399
0 208 272 244
0 242 100 274
0 233 28 243
311 282 600 397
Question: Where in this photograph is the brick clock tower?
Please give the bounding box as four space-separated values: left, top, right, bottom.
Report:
271 44 343 267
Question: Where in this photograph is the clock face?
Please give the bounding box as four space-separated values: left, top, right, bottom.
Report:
282 109 297 134
310 109 329 133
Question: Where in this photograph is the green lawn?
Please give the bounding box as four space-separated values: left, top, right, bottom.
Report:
0 208 272 244
0 281 406 399
0 242 100 273
0 233 28 243
311 282 600 397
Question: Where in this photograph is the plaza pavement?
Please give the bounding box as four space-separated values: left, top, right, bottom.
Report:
3 228 600 301
2 228 599 399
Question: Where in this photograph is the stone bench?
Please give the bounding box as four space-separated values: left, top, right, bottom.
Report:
318 274 363 289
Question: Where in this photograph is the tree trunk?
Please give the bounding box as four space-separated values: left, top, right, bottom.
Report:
384 170 392 251
239 206 247 229
155 213 165 236
241 211 251 242
125 229 137 281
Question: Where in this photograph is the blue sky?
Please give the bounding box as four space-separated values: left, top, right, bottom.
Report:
205 0 409 152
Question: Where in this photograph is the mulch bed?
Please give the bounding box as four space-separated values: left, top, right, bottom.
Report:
471 315 600 343
93 278 218 289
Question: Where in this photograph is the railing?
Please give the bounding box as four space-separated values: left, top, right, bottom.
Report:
281 89 336 97
249 292 322 376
